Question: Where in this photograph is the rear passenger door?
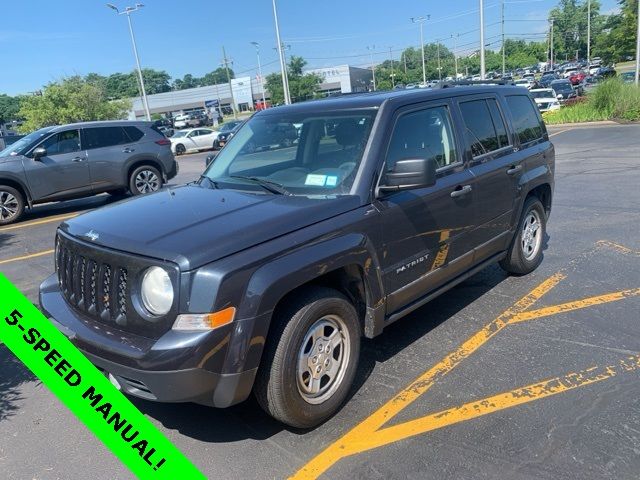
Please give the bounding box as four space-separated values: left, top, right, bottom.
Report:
456 95 522 260
83 126 139 192
376 102 478 314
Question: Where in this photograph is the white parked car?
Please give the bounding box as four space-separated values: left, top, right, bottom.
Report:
173 114 199 129
170 128 218 155
515 78 534 89
562 67 578 78
530 88 561 113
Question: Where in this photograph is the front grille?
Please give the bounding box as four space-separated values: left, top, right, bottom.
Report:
57 239 128 326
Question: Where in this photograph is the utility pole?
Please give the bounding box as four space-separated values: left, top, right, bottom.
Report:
437 41 442 81
452 34 459 79
367 45 377 91
550 18 555 72
272 0 291 104
411 16 429 86
587 0 591 66
501 0 506 76
221 46 237 119
389 46 395 87
636 0 640 86
403 52 408 75
480 0 486 79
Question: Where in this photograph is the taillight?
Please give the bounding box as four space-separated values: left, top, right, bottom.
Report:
155 138 171 146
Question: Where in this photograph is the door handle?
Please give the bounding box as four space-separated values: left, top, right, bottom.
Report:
506 164 523 175
123 148 135 153
71 157 85 163
450 185 472 198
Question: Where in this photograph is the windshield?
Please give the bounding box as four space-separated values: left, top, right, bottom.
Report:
0 127 53 157
171 130 188 138
220 122 238 132
203 109 377 196
552 82 573 93
531 90 554 99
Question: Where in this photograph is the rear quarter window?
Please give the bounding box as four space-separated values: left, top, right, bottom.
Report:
125 126 145 141
506 95 545 145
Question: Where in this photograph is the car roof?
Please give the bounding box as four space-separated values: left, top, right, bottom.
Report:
257 85 525 116
48 120 151 132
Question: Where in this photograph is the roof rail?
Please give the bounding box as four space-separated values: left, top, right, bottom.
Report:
435 79 516 89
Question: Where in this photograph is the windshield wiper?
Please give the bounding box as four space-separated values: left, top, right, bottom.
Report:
229 175 291 196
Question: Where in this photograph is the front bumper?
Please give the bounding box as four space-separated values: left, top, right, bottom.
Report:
39 274 257 407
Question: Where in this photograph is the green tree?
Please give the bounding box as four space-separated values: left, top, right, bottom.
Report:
0 95 22 124
172 74 200 90
17 76 130 133
549 0 603 61
265 56 322 104
200 67 234 86
594 0 638 63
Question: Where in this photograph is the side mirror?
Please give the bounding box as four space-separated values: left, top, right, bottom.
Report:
379 157 437 193
32 147 47 160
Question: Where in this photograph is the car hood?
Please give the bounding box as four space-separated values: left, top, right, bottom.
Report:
60 185 361 271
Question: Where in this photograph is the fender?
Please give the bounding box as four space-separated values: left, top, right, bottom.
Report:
219 233 385 375
0 172 33 207
122 157 164 185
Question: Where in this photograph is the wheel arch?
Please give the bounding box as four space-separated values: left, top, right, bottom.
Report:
0 176 32 207
125 158 164 186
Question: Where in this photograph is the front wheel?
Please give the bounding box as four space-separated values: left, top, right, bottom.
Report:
254 287 361 428
175 144 186 156
129 165 162 196
0 186 25 225
500 196 546 275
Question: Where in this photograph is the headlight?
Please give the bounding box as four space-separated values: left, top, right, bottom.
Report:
141 267 174 316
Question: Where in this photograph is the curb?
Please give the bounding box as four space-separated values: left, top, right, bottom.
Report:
546 120 627 129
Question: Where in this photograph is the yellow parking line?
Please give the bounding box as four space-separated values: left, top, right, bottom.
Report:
596 240 640 256
291 272 565 479
334 354 640 455
510 288 640 324
0 249 54 265
0 213 78 232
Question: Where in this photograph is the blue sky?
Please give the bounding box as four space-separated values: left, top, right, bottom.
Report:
1 0 618 95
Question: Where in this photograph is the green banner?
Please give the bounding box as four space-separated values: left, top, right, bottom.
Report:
0 273 206 480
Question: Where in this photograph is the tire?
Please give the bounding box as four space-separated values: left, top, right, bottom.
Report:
175 144 186 156
0 185 25 225
254 287 361 428
129 165 162 196
500 196 546 275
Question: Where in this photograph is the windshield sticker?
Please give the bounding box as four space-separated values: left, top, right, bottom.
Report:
305 174 327 186
325 176 338 187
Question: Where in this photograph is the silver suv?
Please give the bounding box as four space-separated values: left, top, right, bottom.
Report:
0 121 178 225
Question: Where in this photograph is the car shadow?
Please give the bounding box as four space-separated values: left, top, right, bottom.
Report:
16 194 120 224
0 345 38 422
133 264 510 442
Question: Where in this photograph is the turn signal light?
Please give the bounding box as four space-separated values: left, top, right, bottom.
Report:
155 138 171 146
172 307 236 331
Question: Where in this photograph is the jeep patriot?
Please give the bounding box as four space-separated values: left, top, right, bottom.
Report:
40 85 554 428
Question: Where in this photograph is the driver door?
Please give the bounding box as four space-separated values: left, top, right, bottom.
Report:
23 129 91 200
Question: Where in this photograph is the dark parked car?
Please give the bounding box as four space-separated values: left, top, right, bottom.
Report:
40 86 554 428
0 121 177 224
212 120 244 149
540 73 558 87
550 79 577 102
596 66 617 78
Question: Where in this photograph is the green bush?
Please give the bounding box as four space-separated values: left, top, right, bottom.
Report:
544 79 640 125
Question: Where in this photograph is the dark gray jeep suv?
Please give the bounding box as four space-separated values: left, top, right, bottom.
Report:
40 86 554 428
0 121 178 224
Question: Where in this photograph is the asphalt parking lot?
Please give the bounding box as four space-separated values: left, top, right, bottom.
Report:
1 124 639 479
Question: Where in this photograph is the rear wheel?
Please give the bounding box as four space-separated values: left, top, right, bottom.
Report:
0 186 25 225
500 196 546 275
254 287 361 428
129 165 162 196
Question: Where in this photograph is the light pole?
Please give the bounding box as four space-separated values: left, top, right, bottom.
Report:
367 46 377 91
272 0 291 104
501 0 506 76
550 18 555 72
107 3 151 120
251 41 267 110
452 34 459 79
437 41 442 81
636 0 640 86
389 46 395 87
479 0 486 79
411 16 429 86
587 0 591 66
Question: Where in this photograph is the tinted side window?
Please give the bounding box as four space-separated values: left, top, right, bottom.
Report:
386 105 458 171
40 130 80 155
124 126 144 142
84 127 131 150
459 99 501 157
486 99 509 148
506 95 544 145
